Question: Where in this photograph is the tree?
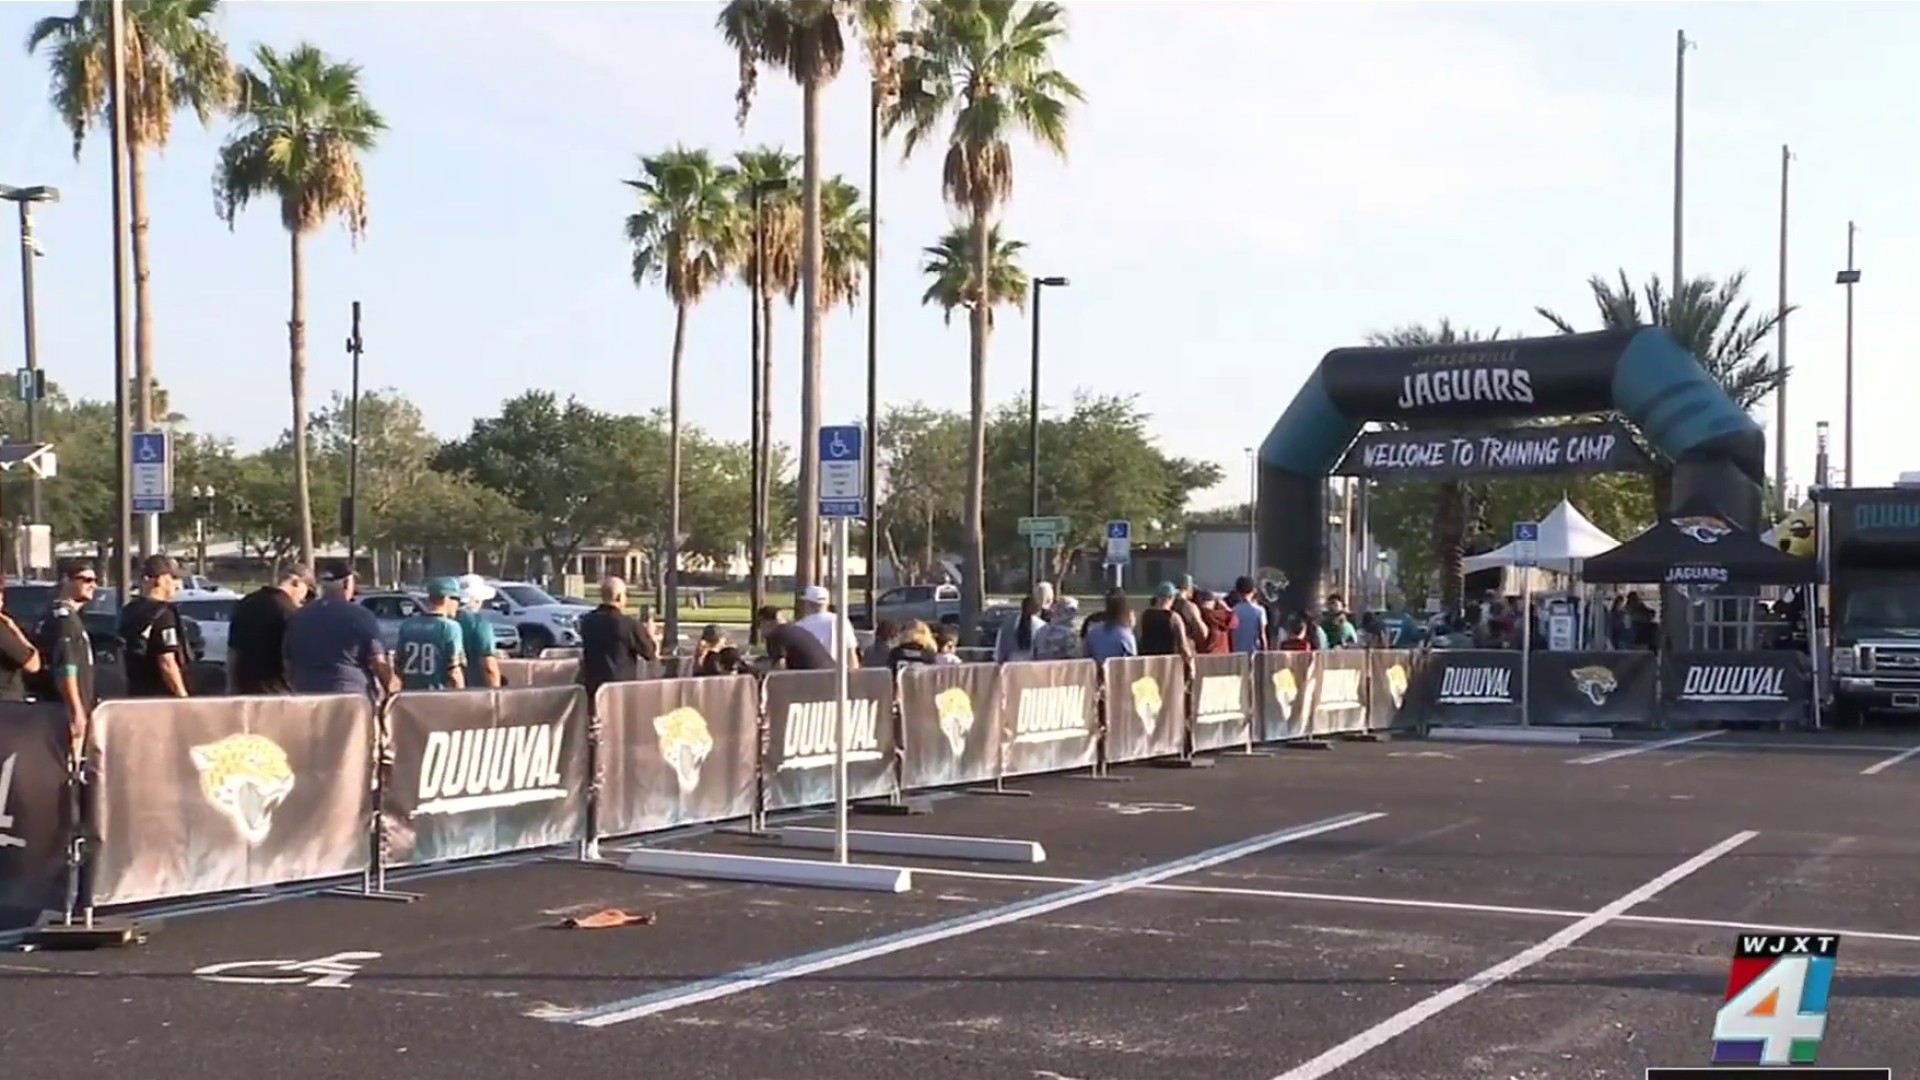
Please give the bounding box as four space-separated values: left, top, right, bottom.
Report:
919 221 1028 324
28 0 235 449
436 392 643 581
213 42 386 569
983 394 1220 583
308 389 438 554
381 470 528 574
625 146 738 645
229 441 343 567
876 404 970 583
732 143 801 606
719 0 901 593
888 0 1084 624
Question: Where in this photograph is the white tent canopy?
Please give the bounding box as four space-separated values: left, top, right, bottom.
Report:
1462 498 1621 575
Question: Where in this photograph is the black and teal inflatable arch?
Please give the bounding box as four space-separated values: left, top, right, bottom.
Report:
1256 327 1766 612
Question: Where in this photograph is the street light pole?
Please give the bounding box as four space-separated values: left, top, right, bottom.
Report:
1 184 58 531
1027 275 1068 586
1244 447 1256 581
1838 222 1859 487
863 75 882 618
1775 145 1792 515
108 0 134 603
345 300 364 574
1671 30 1693 298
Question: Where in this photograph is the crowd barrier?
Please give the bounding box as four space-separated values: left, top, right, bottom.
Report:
0 644 1817 929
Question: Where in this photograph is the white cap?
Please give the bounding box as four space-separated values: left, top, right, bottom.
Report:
801 584 830 604
457 574 497 604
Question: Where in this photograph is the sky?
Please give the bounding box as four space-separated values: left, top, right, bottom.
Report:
1 1 1916 514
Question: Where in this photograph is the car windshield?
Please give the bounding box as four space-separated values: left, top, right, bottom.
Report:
1842 585 1920 633
500 584 559 607
177 598 238 621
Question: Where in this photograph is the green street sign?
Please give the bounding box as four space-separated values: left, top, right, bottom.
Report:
1027 531 1061 550
1018 515 1071 537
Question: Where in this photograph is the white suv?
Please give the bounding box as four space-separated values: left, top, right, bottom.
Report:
484 580 590 656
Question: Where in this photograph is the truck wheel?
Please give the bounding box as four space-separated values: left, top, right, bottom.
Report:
520 627 553 658
1831 699 1867 729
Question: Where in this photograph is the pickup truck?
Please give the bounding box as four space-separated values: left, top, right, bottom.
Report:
847 583 963 631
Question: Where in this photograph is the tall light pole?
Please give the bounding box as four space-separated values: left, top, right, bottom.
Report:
108 0 134 603
1774 145 1792 515
1672 30 1694 298
1 183 58 529
1244 447 1256 580
1028 275 1068 586
863 75 884 618
1837 222 1860 487
344 301 364 574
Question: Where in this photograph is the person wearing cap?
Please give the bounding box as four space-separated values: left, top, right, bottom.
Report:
1136 583 1194 659
229 564 313 694
118 554 190 698
285 564 396 698
1030 596 1082 660
794 584 859 667
1194 589 1237 655
32 558 98 751
454 573 502 688
578 576 656 701
1229 576 1269 653
1173 575 1211 652
396 578 468 691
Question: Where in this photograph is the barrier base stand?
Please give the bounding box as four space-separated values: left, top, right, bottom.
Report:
1343 732 1392 743
326 884 421 904
1286 739 1335 751
964 783 1032 798
623 848 913 893
1074 769 1133 782
1150 757 1215 769
1221 748 1275 758
852 796 933 817
21 916 148 951
774 826 1045 864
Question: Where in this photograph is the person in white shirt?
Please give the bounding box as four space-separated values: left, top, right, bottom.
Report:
793 584 860 667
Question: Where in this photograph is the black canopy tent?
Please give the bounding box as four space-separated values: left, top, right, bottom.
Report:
1580 513 1815 586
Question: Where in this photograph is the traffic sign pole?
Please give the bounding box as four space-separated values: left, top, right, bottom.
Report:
817 424 864 865
1512 521 1538 727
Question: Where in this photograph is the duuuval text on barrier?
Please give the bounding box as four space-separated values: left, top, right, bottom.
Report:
761 669 898 811
1189 653 1252 753
999 660 1100 778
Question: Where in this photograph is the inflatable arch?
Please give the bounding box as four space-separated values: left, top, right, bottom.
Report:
1255 327 1766 612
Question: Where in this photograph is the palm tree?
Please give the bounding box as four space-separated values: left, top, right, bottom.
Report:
1363 320 1500 611
718 0 900 592
213 43 385 568
732 145 800 619
920 221 1028 324
887 0 1083 623
1537 270 1790 507
819 176 872 311
29 0 234 473
625 147 738 649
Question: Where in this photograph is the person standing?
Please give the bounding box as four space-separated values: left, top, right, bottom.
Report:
1084 594 1137 663
793 585 859 667
228 565 312 694
1173 577 1210 653
454 573 503 688
396 578 468 690
118 555 191 698
0 575 42 701
1137 584 1193 659
755 604 834 672
1030 597 1082 660
577 576 656 701
33 559 98 752
887 620 940 673
1194 590 1236 655
284 567 396 699
1229 577 1269 653
995 596 1045 663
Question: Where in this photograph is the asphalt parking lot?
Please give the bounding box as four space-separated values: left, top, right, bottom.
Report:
3 728 1918 1080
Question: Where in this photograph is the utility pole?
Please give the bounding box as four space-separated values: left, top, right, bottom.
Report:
1838 222 1860 486
864 75 883 618
1774 145 1792 515
345 301 364 573
108 0 134 602
1672 30 1693 301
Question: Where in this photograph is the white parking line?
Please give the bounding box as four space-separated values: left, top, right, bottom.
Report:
1265 830 1756 1080
1860 745 1920 776
1566 729 1724 765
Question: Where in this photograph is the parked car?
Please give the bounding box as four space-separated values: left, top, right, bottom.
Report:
1 583 207 665
355 590 520 656
173 594 236 661
847 583 963 631
481 580 589 656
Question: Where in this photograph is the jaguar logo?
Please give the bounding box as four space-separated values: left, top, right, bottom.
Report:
1673 516 1733 544
933 686 974 756
1383 663 1409 708
1569 665 1618 707
1270 667 1300 712
1775 504 1816 557
653 706 714 794
1131 675 1163 737
190 734 295 846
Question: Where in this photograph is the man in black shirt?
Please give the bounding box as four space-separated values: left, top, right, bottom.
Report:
577 576 656 701
0 574 40 700
119 555 190 698
1137 583 1193 658
228 565 312 694
33 558 98 750
756 605 833 671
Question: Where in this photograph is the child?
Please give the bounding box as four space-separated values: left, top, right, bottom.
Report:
933 626 963 665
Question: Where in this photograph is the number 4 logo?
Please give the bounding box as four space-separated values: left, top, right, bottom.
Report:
1714 955 1828 1064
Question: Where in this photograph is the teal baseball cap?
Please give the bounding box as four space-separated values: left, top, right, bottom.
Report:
1156 582 1179 598
426 576 462 600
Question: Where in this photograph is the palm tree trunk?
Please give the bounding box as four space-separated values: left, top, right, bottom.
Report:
961 210 992 627
288 228 315 567
755 290 776 605
128 138 154 433
794 75 825 595
665 300 689 652
1435 480 1465 611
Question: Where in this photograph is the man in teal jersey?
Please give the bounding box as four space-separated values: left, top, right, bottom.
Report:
396 578 467 690
455 573 503 688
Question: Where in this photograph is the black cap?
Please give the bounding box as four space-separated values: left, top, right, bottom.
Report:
317 561 354 583
142 554 179 579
